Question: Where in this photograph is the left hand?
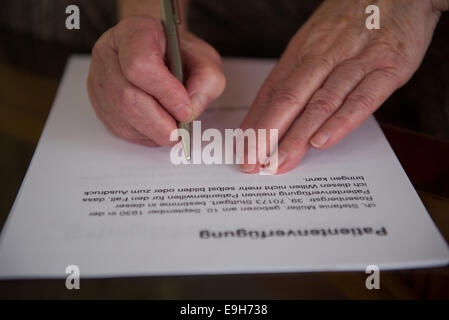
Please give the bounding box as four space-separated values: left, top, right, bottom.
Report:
240 0 447 174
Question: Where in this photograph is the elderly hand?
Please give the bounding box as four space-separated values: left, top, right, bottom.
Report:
240 0 448 174
87 16 225 146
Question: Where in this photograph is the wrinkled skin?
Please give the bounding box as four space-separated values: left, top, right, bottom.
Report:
87 0 448 174
240 0 447 174
87 16 225 147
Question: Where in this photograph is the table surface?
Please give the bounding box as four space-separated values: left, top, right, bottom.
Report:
0 35 448 299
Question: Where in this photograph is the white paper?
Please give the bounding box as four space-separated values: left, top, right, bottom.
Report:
0 56 448 279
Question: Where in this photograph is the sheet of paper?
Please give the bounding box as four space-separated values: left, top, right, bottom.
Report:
0 56 448 279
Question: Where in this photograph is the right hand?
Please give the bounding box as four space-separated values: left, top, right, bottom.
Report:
87 16 226 146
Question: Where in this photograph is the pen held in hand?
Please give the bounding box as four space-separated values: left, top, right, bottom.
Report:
160 0 191 161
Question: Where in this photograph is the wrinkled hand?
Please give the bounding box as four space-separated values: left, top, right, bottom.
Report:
240 0 447 174
87 16 225 146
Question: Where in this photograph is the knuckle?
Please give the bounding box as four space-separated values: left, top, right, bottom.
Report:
116 87 139 116
122 55 151 82
303 54 335 71
274 89 301 108
195 65 226 96
319 86 343 102
208 68 226 95
308 98 338 117
372 42 411 70
333 114 353 128
199 64 220 80
287 134 309 148
91 29 111 57
122 49 164 83
146 49 164 66
347 93 375 113
379 68 405 87
337 60 367 81
376 53 403 70
258 83 278 102
308 88 342 116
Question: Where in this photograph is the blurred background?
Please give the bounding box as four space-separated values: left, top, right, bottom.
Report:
0 0 448 299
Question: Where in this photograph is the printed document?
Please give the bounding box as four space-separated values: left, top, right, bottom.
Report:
0 56 448 278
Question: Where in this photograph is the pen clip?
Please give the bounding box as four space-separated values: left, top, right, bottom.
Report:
171 0 181 25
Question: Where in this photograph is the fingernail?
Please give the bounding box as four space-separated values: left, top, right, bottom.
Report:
174 104 192 122
310 132 329 148
239 163 257 174
260 150 286 175
191 93 207 117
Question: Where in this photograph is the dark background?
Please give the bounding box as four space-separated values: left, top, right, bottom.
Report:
0 0 448 299
1 0 448 137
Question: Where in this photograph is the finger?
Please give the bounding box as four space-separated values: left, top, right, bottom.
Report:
90 79 159 147
273 59 371 174
310 68 403 150
239 56 334 173
88 34 152 144
92 31 178 146
89 75 159 148
183 50 226 118
101 116 159 147
110 63 178 147
239 50 304 132
113 18 193 122
255 57 335 135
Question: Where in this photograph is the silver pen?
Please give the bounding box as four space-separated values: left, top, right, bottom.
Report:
160 0 191 160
